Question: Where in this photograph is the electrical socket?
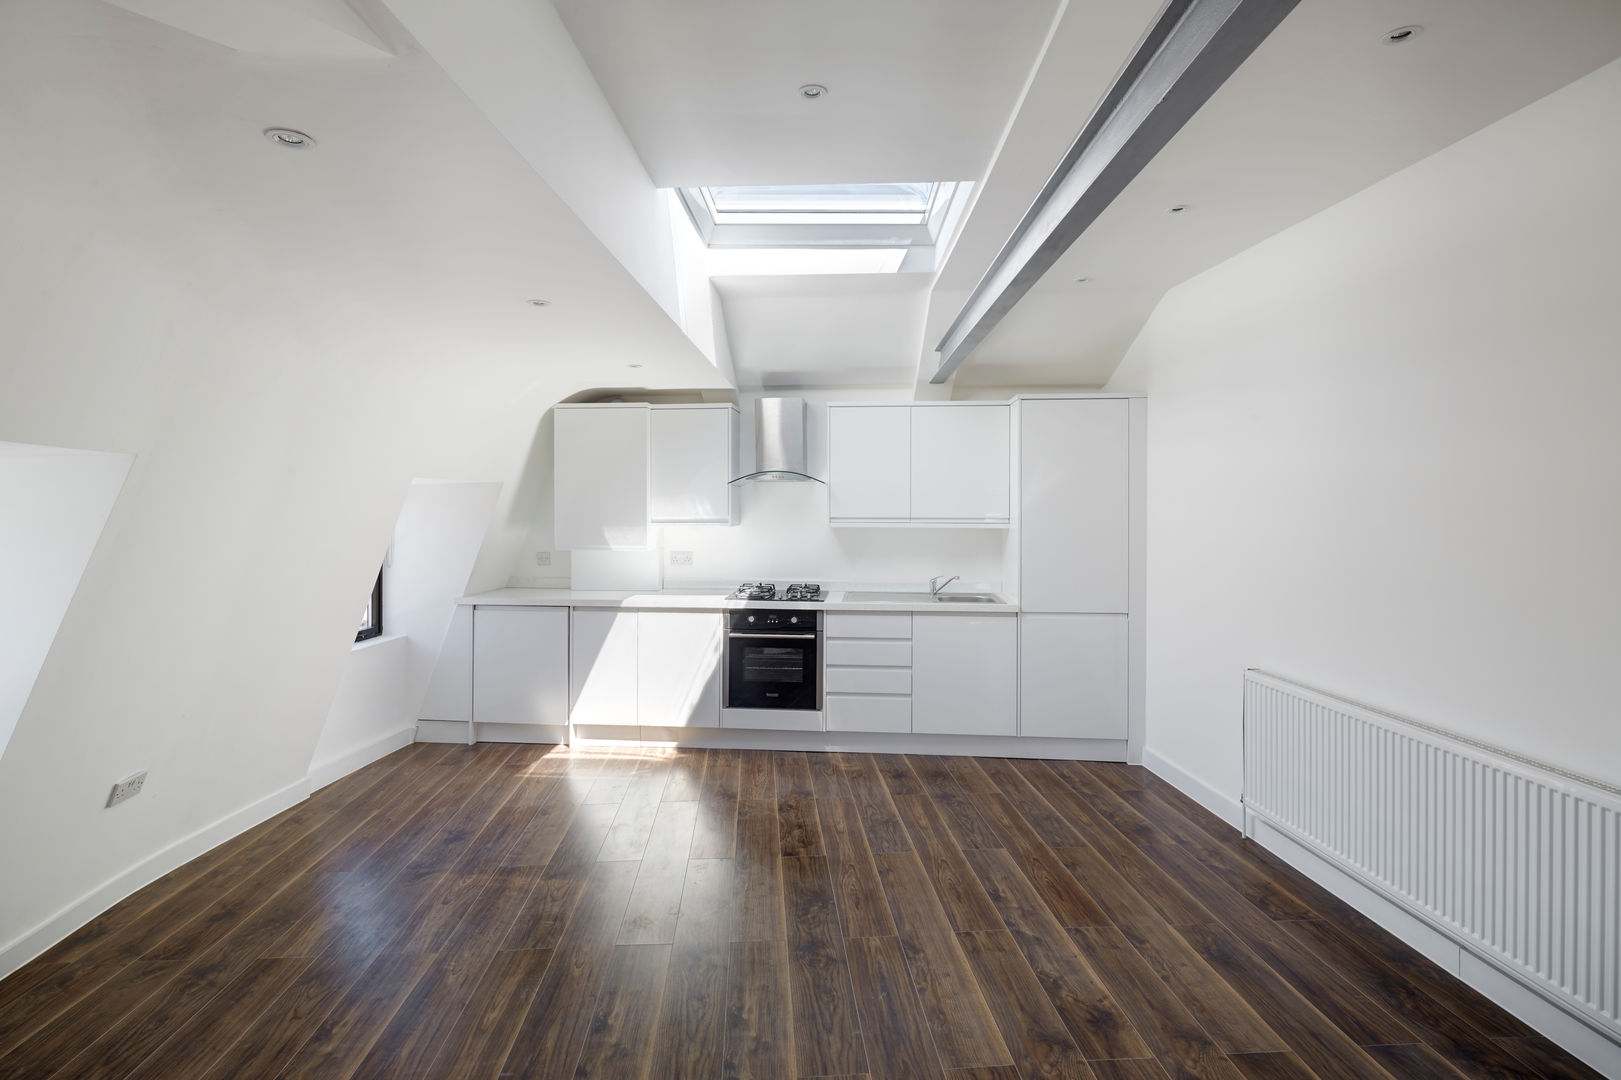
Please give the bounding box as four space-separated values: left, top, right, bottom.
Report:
106 771 147 808
670 550 693 566
534 550 552 567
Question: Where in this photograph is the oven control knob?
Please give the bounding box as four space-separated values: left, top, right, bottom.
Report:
789 616 799 624
747 615 755 623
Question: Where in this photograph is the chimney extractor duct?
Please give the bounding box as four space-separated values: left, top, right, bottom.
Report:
730 396 823 484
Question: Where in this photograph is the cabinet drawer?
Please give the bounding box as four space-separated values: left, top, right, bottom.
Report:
826 694 911 734
825 613 912 639
825 665 912 695
825 639 912 667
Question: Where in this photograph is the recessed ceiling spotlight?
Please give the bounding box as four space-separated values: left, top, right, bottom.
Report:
526 298 551 307
1383 25 1423 44
798 83 828 100
263 127 315 149
1167 204 1190 214
626 363 644 369
1075 277 1093 284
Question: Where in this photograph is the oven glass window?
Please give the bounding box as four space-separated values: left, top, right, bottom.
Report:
743 645 805 684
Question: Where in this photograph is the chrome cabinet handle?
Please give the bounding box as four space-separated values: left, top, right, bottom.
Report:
727 632 817 640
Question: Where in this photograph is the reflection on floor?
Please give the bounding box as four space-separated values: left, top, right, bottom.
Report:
0 742 1602 1079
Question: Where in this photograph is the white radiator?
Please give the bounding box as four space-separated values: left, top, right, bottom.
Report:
1242 670 1621 1046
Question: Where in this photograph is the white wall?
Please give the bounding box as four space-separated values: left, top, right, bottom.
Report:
0 443 132 762
309 636 409 788
1106 59 1621 800
0 0 728 978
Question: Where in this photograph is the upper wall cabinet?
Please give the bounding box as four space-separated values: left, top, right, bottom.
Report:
555 402 739 549
911 405 1010 522
827 404 911 521
649 405 739 526
555 404 649 550
827 403 1010 526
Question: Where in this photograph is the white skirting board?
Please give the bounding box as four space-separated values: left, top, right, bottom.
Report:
306 726 417 791
571 725 1130 760
415 720 567 745
1141 746 1243 830
0 776 310 981
1249 812 1621 1078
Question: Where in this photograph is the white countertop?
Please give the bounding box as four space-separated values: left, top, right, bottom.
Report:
458 587 1019 614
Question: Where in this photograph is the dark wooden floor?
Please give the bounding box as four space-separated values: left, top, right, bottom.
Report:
0 743 1605 1080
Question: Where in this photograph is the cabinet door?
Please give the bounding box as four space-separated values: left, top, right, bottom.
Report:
911 406 1010 521
650 407 736 524
554 406 649 549
1019 614 1127 739
828 406 910 521
911 615 1017 736
472 607 569 726
637 612 722 728
569 609 638 726
1019 399 1128 612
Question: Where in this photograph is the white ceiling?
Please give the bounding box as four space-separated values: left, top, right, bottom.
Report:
713 274 931 389
550 0 1062 187
948 0 1621 386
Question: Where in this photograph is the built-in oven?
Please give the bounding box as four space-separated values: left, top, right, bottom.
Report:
724 609 822 711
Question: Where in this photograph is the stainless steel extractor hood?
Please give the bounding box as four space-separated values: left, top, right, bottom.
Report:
730 396 823 484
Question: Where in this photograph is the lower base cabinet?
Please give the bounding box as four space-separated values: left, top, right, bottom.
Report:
472 606 570 726
570 609 638 725
911 615 1018 737
570 609 723 728
636 611 722 728
1019 613 1127 739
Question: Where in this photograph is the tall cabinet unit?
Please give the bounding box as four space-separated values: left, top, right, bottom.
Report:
1016 397 1138 748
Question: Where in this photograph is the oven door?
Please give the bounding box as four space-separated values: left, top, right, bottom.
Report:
725 631 820 710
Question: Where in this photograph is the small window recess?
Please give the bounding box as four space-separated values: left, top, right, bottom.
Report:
355 568 383 642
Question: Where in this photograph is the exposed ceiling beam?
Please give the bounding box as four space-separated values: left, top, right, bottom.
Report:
931 0 1300 383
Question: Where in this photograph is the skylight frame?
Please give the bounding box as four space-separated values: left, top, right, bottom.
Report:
677 182 966 249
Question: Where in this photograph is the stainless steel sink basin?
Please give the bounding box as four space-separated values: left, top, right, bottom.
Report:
843 591 1004 604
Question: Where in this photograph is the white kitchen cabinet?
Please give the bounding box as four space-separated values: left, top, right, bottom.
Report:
827 405 910 521
826 694 911 734
472 606 569 727
1019 614 1127 740
1019 398 1128 612
649 405 738 525
911 405 1010 522
554 405 650 550
911 615 1018 737
569 609 638 726
636 612 722 728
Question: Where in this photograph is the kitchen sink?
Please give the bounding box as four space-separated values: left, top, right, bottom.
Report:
843 591 1005 604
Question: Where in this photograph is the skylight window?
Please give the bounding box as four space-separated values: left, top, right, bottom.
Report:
675 181 972 258
703 183 940 225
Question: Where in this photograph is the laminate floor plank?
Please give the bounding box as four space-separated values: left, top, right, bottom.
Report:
0 746 1583 1080
731 799 785 942
820 796 898 939
725 938 794 1080
845 933 947 1080
499 857 642 1079
647 857 733 1080
571 942 672 1079
783 854 869 1078
1226 1051 1322 1080
964 848 1151 1063
835 751 914 854
618 800 700 945
874 851 1013 1072
956 928 1096 1080
891 794 1004 933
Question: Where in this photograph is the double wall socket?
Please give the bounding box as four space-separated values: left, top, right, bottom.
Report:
106 771 147 808
669 551 693 566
